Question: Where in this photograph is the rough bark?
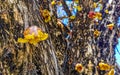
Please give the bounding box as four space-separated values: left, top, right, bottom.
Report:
0 0 120 75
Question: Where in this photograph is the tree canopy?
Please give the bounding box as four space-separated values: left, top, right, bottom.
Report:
0 0 120 75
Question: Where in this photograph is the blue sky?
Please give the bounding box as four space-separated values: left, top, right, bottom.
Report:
57 0 120 65
115 38 120 65
57 1 77 26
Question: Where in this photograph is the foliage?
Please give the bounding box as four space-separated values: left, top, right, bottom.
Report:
0 0 120 75
18 26 48 45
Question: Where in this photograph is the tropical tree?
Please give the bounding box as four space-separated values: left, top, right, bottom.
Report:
0 0 120 75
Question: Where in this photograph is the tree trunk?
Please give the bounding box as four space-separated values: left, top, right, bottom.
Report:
0 0 120 75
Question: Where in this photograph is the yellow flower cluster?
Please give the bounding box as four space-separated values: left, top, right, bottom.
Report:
94 12 102 20
94 30 101 37
42 9 51 23
18 26 48 45
75 63 83 73
98 62 111 71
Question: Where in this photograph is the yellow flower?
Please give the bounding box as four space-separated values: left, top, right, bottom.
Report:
42 9 51 23
94 30 100 37
29 39 38 45
38 30 48 41
108 69 114 75
18 38 28 43
98 62 111 71
74 6 82 11
93 2 97 8
105 9 109 14
75 63 83 73
51 1 56 5
24 33 35 40
45 16 51 23
57 1 62 6
98 17 102 20
107 23 114 30
69 15 76 19
18 26 48 45
74 0 79 3
95 12 102 20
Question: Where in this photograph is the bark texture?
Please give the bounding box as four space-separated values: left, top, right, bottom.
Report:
0 0 120 75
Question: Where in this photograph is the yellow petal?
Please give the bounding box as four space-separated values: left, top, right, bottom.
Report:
24 33 35 40
35 37 41 42
75 63 83 73
28 39 38 45
38 30 48 41
96 12 102 17
99 62 110 70
108 69 114 75
107 24 114 27
42 9 50 18
94 12 102 20
94 30 100 37
105 9 109 14
93 2 97 8
38 30 44 37
98 17 102 20
51 1 56 5
69 15 76 19
18 38 28 43
74 6 82 11
43 9 48 14
77 6 82 11
45 16 51 23
40 33 48 41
